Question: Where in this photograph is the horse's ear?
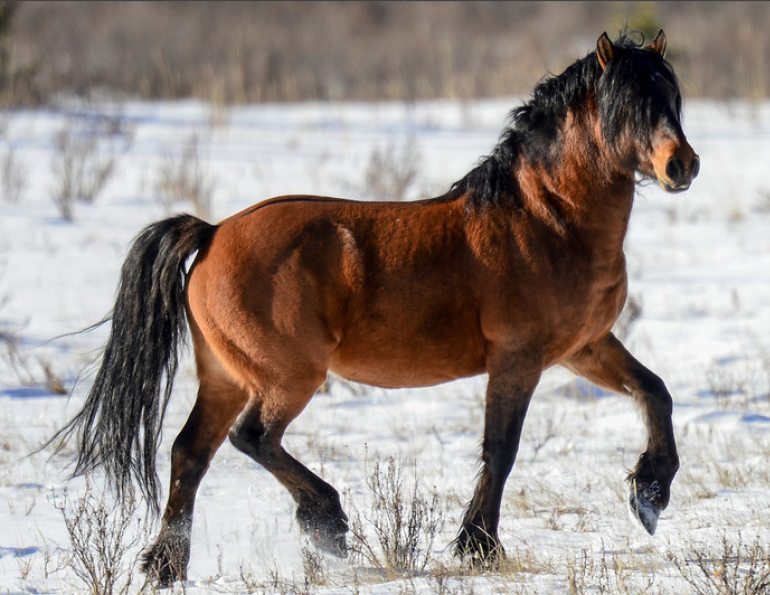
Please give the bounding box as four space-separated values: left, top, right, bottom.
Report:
596 32 614 70
648 29 667 58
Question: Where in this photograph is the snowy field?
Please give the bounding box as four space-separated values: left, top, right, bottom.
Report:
0 96 770 594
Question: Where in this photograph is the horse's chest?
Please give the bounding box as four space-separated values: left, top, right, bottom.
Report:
556 263 628 351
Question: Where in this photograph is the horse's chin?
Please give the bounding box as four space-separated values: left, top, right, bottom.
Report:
656 175 690 193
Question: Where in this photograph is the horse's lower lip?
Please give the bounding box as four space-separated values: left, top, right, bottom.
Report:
657 176 690 193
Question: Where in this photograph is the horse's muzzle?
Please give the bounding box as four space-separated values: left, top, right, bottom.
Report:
657 153 700 192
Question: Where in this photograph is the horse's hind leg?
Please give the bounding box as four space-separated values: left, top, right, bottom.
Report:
228 382 349 557
142 361 249 586
564 333 679 535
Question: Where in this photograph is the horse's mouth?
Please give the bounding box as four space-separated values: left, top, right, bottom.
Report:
656 174 691 193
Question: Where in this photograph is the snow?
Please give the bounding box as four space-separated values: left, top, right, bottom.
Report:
0 96 769 594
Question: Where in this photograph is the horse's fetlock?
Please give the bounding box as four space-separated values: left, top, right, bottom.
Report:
631 450 678 485
626 471 671 511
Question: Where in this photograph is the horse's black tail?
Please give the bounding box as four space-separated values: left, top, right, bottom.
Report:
53 214 217 516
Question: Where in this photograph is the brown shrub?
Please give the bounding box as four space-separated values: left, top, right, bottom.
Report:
4 1 769 106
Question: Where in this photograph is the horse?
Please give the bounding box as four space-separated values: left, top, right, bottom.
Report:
54 30 698 585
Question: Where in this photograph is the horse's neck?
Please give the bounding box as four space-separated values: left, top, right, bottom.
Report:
516 151 635 257
522 105 635 242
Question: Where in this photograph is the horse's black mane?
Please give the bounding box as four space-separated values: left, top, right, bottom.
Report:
443 31 680 211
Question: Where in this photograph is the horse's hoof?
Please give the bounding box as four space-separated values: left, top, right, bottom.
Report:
454 529 505 569
141 556 184 588
310 530 349 558
628 479 662 535
140 542 189 588
296 503 349 558
465 548 505 571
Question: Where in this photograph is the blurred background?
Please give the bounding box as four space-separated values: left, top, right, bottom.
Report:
0 0 767 107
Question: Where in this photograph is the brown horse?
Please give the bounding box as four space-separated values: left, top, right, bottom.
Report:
55 30 698 585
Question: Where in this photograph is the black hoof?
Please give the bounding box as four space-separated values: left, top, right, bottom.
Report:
141 540 189 588
296 502 349 558
454 527 505 569
628 479 663 535
308 528 349 558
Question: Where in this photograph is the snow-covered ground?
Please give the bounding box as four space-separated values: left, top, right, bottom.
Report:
1 96 769 594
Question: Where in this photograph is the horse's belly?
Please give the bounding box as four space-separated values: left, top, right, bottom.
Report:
328 336 486 389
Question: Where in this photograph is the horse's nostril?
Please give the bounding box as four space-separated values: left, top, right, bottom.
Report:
665 158 684 184
691 156 700 179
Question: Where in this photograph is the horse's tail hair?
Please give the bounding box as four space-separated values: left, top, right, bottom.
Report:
53 214 217 516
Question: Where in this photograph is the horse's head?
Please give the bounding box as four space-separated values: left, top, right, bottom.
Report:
596 30 699 192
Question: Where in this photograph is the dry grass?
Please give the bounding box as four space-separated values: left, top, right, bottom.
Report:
3 2 769 107
361 139 421 202
347 454 445 580
1 145 26 203
0 289 67 396
154 132 216 221
669 533 770 595
52 480 146 595
50 115 123 220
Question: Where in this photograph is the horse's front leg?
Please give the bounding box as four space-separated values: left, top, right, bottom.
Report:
563 333 679 535
455 354 541 564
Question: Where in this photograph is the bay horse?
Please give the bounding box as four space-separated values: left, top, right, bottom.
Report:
55 30 698 585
